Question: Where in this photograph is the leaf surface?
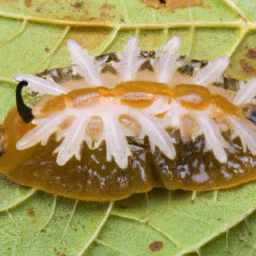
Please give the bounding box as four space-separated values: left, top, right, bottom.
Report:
1 0 256 255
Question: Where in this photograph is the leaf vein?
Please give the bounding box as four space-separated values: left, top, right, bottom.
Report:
221 0 249 22
1 19 27 46
0 13 252 29
110 213 182 249
147 221 182 250
118 0 131 24
173 204 256 256
0 188 37 213
33 25 70 73
39 195 57 231
92 26 121 55
96 238 133 256
76 201 114 256
62 199 78 238
6 211 21 256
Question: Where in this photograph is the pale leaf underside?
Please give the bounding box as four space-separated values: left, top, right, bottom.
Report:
2 0 256 255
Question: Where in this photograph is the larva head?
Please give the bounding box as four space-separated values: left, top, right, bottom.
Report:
1 36 256 201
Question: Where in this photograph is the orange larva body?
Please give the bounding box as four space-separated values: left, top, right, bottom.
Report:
2 36 256 201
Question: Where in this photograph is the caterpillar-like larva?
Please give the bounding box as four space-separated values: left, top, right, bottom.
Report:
1 36 256 201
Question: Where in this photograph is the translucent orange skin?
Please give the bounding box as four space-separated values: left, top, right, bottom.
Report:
1 107 159 201
0 81 256 202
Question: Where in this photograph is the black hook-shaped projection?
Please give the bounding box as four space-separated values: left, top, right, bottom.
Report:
16 80 34 123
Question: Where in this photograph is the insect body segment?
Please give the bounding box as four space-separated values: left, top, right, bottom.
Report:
1 36 256 201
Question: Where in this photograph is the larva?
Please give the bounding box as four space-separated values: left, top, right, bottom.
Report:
1 36 256 201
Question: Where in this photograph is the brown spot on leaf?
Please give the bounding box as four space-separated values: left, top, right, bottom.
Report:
53 248 64 256
73 2 83 9
89 3 115 22
100 3 115 21
24 0 32 8
141 0 203 12
27 208 35 217
246 49 256 59
240 59 256 75
45 47 50 53
149 241 164 252
101 3 115 11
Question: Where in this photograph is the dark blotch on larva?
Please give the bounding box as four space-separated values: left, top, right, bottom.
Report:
101 64 117 74
215 77 240 92
178 63 200 76
140 59 154 71
140 51 155 58
96 52 119 63
191 59 209 68
243 104 256 125
153 131 256 191
36 67 82 84
178 59 208 76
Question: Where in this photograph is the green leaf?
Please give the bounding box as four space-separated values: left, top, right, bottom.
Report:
1 0 256 255
200 201 256 255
